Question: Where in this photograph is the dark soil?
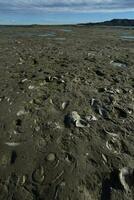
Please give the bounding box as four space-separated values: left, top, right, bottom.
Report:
0 25 134 200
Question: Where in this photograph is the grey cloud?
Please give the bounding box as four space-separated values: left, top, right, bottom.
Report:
0 0 134 13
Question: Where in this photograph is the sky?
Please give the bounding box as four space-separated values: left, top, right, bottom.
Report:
0 0 134 25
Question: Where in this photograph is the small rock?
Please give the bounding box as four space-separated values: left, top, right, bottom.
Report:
47 153 56 162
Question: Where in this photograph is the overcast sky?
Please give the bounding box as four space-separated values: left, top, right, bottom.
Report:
0 0 134 24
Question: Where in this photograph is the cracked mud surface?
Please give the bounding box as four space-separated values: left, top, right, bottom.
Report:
0 25 134 200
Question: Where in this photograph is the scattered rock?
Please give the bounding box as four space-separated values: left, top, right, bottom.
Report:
46 153 56 162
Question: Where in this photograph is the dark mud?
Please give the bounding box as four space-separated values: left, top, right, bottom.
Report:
0 25 134 200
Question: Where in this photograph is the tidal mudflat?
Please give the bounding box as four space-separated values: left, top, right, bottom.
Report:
0 25 134 200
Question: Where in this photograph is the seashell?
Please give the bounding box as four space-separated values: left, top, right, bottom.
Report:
85 115 97 122
103 128 119 138
5 142 20 147
102 154 107 164
76 119 88 128
71 111 81 122
17 175 26 185
91 98 96 106
64 111 90 128
17 109 27 116
32 166 44 183
119 167 134 192
106 138 121 154
28 85 35 90
62 101 69 110
21 79 28 83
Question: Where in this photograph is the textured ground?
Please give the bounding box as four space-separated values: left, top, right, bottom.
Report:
0 25 134 200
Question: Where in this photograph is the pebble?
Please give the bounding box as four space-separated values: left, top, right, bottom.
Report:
47 153 56 162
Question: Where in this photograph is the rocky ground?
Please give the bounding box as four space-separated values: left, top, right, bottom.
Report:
0 25 134 200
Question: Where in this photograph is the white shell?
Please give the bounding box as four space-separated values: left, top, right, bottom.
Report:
119 167 133 192
5 142 20 147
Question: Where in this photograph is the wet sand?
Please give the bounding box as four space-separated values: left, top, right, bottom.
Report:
0 25 134 200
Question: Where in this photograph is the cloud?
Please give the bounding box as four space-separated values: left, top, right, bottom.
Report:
0 0 134 13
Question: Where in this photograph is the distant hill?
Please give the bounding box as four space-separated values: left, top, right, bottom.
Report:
79 19 134 26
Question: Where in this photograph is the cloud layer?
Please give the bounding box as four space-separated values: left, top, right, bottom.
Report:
0 0 134 13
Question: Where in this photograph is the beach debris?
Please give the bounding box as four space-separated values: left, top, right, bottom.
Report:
64 111 88 128
119 167 134 192
62 101 70 110
21 78 28 83
64 111 97 128
102 154 107 164
32 166 44 183
19 57 23 65
85 115 97 122
28 85 35 90
106 137 121 154
45 75 65 84
103 128 119 138
46 153 56 162
17 109 27 116
70 111 81 122
88 52 95 57
110 60 127 68
5 142 20 147
17 175 26 185
75 119 88 128
90 98 109 119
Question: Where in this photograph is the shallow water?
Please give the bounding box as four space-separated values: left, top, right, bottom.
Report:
110 61 127 68
38 32 56 37
55 37 66 41
121 35 134 40
60 29 72 32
